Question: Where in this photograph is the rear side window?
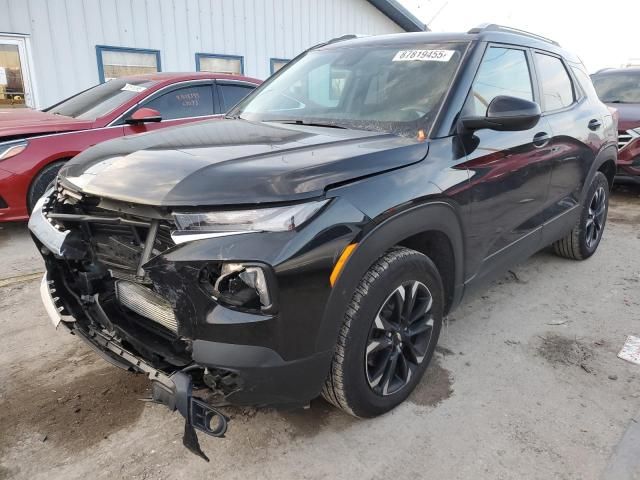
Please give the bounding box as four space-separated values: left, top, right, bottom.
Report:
219 84 255 111
144 84 213 120
464 47 533 116
534 53 575 111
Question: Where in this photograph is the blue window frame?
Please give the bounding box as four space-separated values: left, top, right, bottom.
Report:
195 53 244 75
270 58 290 75
96 45 161 83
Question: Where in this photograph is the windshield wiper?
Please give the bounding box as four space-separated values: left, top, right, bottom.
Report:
266 119 347 129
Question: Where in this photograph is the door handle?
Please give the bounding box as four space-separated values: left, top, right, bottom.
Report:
532 132 550 148
588 119 602 131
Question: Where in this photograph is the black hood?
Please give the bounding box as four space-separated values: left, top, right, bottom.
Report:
60 119 428 207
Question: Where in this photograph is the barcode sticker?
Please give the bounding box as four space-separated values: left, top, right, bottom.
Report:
392 49 455 62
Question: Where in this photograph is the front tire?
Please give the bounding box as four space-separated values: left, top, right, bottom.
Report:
322 247 443 417
27 161 66 213
553 171 609 260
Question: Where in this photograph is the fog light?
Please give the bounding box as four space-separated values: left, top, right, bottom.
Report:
213 263 273 311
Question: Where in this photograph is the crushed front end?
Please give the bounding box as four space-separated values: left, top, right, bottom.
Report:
29 181 356 458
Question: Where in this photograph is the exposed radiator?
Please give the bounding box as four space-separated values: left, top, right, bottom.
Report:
115 280 177 333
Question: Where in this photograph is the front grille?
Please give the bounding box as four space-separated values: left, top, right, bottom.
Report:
618 130 640 150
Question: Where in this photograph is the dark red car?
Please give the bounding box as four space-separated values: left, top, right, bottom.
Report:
0 72 260 221
592 68 640 183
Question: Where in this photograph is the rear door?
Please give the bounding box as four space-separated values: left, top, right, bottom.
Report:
122 81 218 135
216 81 257 112
461 44 555 281
532 52 604 243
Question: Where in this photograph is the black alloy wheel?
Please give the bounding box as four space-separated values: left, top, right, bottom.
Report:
365 280 435 396
585 186 606 250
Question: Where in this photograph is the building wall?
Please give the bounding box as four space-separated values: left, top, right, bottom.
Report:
0 0 404 108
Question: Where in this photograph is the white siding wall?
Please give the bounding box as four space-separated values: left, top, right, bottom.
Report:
0 0 404 108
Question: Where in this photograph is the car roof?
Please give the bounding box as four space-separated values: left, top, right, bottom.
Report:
317 28 581 64
592 67 640 76
117 71 262 85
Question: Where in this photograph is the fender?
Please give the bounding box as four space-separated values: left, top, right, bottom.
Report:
315 201 465 354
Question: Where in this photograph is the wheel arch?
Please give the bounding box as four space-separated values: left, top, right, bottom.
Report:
585 144 617 195
26 157 71 209
315 201 465 353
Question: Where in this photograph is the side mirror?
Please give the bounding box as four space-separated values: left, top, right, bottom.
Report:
460 95 541 133
125 107 162 125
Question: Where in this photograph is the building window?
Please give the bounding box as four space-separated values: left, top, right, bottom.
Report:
270 58 290 74
96 46 161 83
196 53 244 75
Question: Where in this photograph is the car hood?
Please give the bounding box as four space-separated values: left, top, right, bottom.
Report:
605 102 640 131
0 108 92 138
60 119 428 207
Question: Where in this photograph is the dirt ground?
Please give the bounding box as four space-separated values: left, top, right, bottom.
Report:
1 186 639 480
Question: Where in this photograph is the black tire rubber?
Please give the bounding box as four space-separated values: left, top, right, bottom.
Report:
321 247 444 418
27 161 66 213
553 171 609 260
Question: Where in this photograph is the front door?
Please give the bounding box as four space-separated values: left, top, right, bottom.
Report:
0 36 34 108
460 45 555 282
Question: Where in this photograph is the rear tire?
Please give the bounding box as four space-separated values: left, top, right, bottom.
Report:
322 247 443 418
553 171 609 260
27 161 66 213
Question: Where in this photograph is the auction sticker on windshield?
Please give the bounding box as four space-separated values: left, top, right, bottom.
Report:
392 50 455 62
121 83 147 93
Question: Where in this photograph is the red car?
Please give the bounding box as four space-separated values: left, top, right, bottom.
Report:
0 72 260 221
591 68 640 183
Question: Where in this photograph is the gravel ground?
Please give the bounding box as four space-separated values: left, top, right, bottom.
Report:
0 186 639 480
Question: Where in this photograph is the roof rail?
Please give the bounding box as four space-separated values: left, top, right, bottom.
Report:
326 34 369 45
468 24 560 47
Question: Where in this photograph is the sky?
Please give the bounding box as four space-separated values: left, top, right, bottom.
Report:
398 0 640 73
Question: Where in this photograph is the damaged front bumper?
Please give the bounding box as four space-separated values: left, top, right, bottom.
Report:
40 272 227 460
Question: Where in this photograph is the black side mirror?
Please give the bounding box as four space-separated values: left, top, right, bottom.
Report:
460 95 541 133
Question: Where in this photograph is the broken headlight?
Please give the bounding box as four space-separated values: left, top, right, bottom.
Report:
212 263 274 312
173 200 328 233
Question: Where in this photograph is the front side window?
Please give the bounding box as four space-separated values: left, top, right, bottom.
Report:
197 54 243 75
97 47 160 82
464 47 533 117
45 79 156 120
232 43 468 135
535 53 574 111
143 84 213 120
219 84 256 111
591 71 640 103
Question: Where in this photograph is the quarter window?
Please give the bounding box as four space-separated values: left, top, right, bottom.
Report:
143 85 213 120
535 53 574 111
464 47 533 116
219 84 256 111
96 46 160 83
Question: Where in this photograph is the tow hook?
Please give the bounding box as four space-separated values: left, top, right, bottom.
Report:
152 371 229 461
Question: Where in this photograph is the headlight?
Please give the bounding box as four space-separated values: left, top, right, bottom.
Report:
173 199 329 233
0 140 28 161
212 263 273 311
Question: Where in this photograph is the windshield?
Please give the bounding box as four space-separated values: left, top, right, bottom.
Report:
232 42 468 136
44 79 157 120
591 71 640 103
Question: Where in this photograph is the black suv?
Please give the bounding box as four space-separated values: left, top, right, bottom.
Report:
30 25 617 454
